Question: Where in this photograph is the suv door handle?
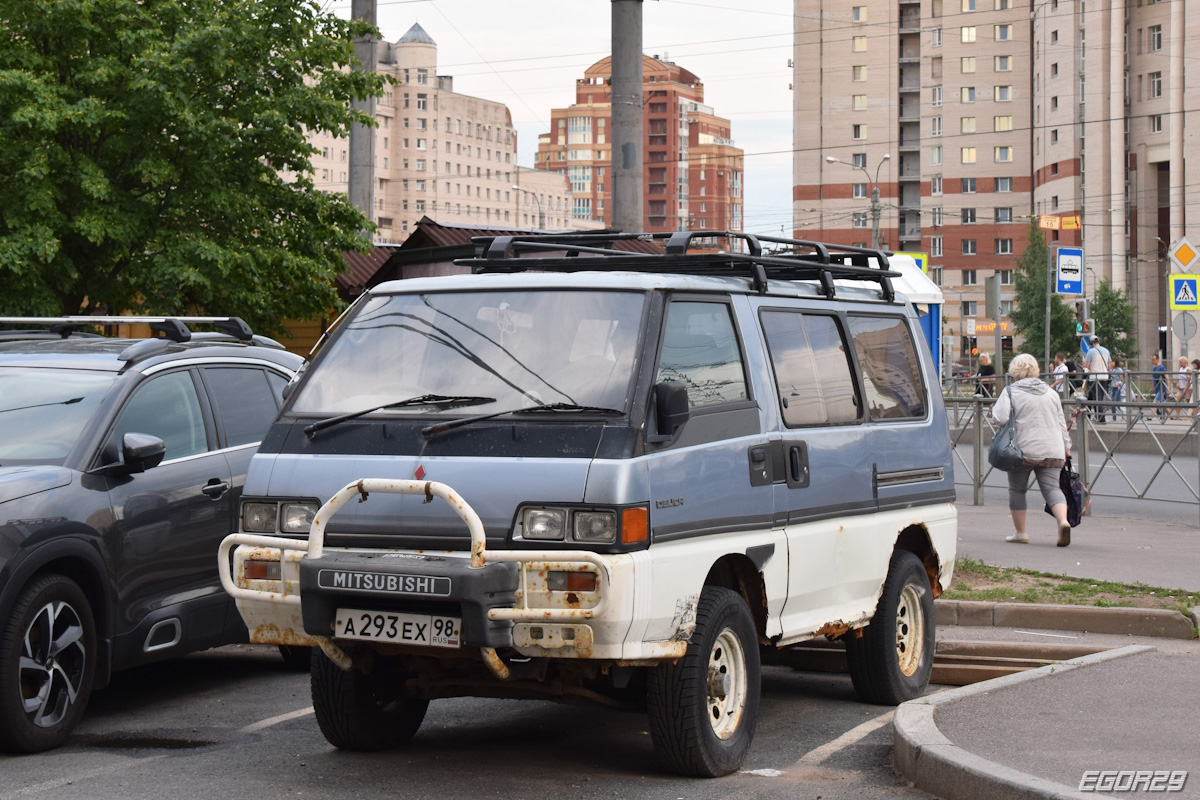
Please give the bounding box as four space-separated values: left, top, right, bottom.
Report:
787 444 810 489
202 480 229 499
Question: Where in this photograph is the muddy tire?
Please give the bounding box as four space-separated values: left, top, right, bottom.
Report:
0 575 97 753
845 550 935 705
646 586 761 777
277 645 313 672
310 650 428 751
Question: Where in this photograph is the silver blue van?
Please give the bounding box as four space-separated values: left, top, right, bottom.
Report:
219 232 957 777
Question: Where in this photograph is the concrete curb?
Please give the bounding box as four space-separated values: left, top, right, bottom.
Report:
893 644 1155 800
935 599 1197 639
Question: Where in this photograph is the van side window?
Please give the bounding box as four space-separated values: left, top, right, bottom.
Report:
760 311 859 426
656 301 748 408
847 315 926 420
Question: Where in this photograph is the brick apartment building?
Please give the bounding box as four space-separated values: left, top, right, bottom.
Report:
794 0 1199 369
535 55 744 235
305 23 577 241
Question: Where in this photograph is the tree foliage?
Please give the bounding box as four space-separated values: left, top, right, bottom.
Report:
1091 280 1138 363
1010 221 1077 368
0 0 389 334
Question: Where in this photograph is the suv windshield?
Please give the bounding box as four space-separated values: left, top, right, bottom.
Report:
0 368 115 464
291 290 647 416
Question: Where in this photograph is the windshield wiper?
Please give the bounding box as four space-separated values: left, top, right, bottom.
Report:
304 394 495 439
422 402 623 439
0 397 83 414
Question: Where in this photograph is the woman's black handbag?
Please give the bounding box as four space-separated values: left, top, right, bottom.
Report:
987 386 1024 471
1060 456 1084 527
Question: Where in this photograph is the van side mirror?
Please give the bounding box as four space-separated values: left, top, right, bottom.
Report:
120 433 166 474
653 381 690 440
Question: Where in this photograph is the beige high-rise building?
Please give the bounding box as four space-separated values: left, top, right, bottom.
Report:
795 0 1199 368
307 23 574 241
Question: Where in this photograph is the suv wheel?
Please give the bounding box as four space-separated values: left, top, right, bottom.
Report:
646 586 761 777
0 575 97 753
311 649 428 751
845 550 935 705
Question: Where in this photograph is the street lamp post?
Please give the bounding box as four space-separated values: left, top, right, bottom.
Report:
825 154 890 250
512 184 545 229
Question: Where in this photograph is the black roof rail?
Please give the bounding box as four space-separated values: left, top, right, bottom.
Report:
0 315 258 343
455 230 898 302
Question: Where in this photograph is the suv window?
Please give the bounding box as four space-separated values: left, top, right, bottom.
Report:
760 311 859 426
656 301 748 408
204 367 281 447
847 315 926 420
109 371 208 461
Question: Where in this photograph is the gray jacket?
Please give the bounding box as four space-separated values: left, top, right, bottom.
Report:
992 378 1071 462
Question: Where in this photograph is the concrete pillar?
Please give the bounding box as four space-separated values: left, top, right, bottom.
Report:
611 0 644 233
348 0 377 230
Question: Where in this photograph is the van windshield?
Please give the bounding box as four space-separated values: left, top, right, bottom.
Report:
291 290 647 416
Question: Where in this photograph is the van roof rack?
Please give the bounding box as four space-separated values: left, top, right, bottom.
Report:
0 315 280 346
456 230 899 302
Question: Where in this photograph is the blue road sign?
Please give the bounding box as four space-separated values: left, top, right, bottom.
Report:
1056 247 1083 295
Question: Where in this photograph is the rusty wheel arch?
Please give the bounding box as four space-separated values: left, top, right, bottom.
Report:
892 524 943 597
702 554 769 644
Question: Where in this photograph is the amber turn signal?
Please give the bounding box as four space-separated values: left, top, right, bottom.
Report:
621 507 649 544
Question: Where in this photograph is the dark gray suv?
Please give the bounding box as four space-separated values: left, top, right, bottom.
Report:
0 317 303 752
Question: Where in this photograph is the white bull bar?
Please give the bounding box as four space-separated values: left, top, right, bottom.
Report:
218 479 613 675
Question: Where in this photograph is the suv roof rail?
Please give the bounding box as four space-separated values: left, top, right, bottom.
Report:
455 230 899 302
0 315 259 343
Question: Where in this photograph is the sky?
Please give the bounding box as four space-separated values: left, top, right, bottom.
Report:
326 0 796 236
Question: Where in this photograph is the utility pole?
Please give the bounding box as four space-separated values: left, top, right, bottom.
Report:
348 0 377 230
611 0 644 232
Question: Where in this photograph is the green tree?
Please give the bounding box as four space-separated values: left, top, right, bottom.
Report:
1091 280 1138 363
0 0 389 334
1010 220 1078 369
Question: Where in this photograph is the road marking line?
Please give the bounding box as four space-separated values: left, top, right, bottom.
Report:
794 710 895 766
0 754 169 799
1015 630 1079 639
237 706 314 734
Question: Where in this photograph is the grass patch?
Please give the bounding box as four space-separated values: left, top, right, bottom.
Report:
944 556 1199 617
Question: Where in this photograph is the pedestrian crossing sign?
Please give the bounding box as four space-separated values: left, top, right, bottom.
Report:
1170 274 1199 309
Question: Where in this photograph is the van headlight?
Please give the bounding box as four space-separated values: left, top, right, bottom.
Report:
515 505 647 547
522 508 567 540
573 511 617 543
240 498 320 535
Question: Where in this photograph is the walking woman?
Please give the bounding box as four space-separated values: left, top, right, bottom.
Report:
992 354 1073 546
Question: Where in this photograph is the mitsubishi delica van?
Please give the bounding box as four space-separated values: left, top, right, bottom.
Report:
219 231 956 777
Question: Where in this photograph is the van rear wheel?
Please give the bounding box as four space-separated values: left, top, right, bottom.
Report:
646 586 760 777
845 550 934 705
310 650 428 751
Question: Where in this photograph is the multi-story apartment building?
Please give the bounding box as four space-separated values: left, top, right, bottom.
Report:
535 55 744 234
307 24 574 241
795 1 1029 369
796 1 1200 368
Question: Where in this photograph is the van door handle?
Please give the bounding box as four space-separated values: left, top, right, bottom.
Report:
787 444 810 489
202 480 229 499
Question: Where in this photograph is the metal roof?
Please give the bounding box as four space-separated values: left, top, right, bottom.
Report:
398 23 435 45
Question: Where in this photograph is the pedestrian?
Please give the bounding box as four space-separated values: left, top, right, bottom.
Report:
1192 359 1200 416
992 353 1073 546
1151 354 1168 419
1174 356 1191 417
1051 352 1068 396
1108 358 1125 420
976 352 996 397
1085 335 1111 423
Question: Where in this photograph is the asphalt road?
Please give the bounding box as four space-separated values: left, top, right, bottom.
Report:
0 645 937 800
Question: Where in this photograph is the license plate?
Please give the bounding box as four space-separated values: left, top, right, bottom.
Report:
333 609 461 648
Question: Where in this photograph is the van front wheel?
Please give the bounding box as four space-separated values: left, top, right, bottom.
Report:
311 650 428 751
845 550 935 705
646 586 761 777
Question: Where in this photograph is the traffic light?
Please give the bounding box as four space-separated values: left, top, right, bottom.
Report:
1074 298 1092 337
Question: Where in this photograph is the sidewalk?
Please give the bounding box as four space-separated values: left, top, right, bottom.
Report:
893 504 1200 800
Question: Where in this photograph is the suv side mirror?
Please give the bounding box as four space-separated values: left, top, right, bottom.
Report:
652 381 690 440
120 433 166 474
